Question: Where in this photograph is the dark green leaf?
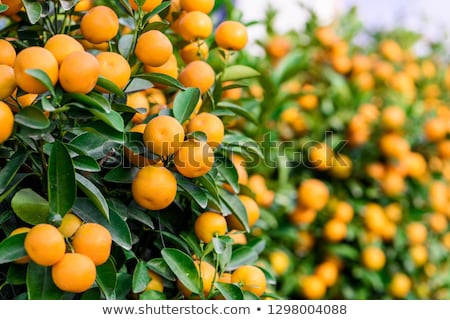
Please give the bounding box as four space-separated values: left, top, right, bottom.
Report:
132 260 150 294
143 1 171 23
69 132 115 160
27 262 64 300
219 189 249 232
76 173 109 220
103 166 139 184
125 77 153 93
215 282 244 300
15 106 51 129
73 155 101 172
196 172 220 202
128 206 154 229
173 87 200 124
216 101 258 124
0 148 27 194
215 156 239 193
0 173 36 204
176 173 208 208
222 65 260 82
96 259 117 300
146 258 176 281
7 263 28 285
0 233 27 264
66 91 112 113
48 141 76 217
161 248 200 294
25 68 55 95
11 188 49 225
185 131 207 142
134 73 184 90
139 290 166 300
73 198 132 250
96 76 125 98
226 247 258 271
0 4 8 13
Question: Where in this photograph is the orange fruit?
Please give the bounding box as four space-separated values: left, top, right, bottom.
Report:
131 165 177 210
179 60 215 94
129 0 162 11
300 274 326 299
363 203 387 235
385 202 402 223
180 0 215 13
381 170 406 197
330 154 352 179
333 201 354 223
72 223 112 266
127 91 150 124
379 39 403 62
1 0 23 16
74 0 93 11
14 46 58 94
143 115 185 157
266 35 291 60
409 244 428 267
231 265 266 296
314 261 339 287
180 41 209 63
143 54 178 83
288 206 317 225
173 139 214 178
51 253 96 293
135 30 173 67
226 195 260 231
124 124 161 167
361 246 386 271
268 250 290 276
227 229 247 245
423 118 447 142
145 270 164 292
297 179 329 211
59 51 100 94
215 20 248 51
429 180 448 213
80 5 119 44
406 221 427 245
24 224 66 266
96 51 131 92
194 211 227 243
9 227 31 264
298 85 319 110
381 105 406 131
187 112 224 147
323 218 347 242
44 34 84 65
379 133 410 159
437 140 450 159
177 11 213 42
0 39 16 66
178 260 216 298
308 142 334 170
315 25 338 47
0 65 16 100
428 212 448 233
389 273 411 299
58 213 82 238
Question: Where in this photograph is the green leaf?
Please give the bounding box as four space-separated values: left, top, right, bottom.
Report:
215 156 239 193
134 73 184 90
219 189 249 232
73 198 132 250
11 188 49 225
139 290 166 300
132 261 150 294
7 263 28 285
69 132 114 160
146 258 176 281
272 51 307 85
0 4 8 13
90 109 125 132
25 69 55 95
0 173 36 204
103 166 139 184
73 155 101 172
0 148 27 194
66 91 112 113
0 233 27 264
222 65 260 82
143 1 171 23
221 133 264 161
196 172 220 202
96 76 125 98
59 0 78 11
173 87 200 124
215 282 244 300
48 141 76 217
96 259 117 300
226 247 258 271
125 77 153 93
15 106 51 129
176 173 208 209
161 248 200 294
128 206 154 229
27 262 64 300
216 101 258 124
75 173 109 220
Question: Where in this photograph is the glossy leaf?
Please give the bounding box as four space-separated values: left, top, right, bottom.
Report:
48 141 76 218
73 155 101 172
75 173 109 220
216 101 258 124
146 258 176 281
103 166 139 184
15 106 51 129
161 248 200 294
11 188 49 225
134 73 184 90
0 233 27 264
219 188 249 232
27 262 64 300
222 65 260 82
96 76 125 98
215 282 244 300
215 156 239 194
0 148 27 194
176 173 208 208
226 247 258 271
173 87 201 124
25 68 54 95
132 260 150 294
96 259 117 300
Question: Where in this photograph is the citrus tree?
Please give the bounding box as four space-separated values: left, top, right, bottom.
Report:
0 0 272 300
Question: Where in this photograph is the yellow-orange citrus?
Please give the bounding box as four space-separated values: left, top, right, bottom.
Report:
72 223 112 266
44 34 84 65
194 211 227 243
215 20 248 51
58 213 82 238
187 112 224 147
179 60 215 94
143 115 185 157
80 5 119 44
59 51 100 94
96 51 131 92
0 39 16 66
51 253 96 293
24 224 66 266
231 265 266 296
0 65 16 100
173 139 214 178
135 30 173 67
